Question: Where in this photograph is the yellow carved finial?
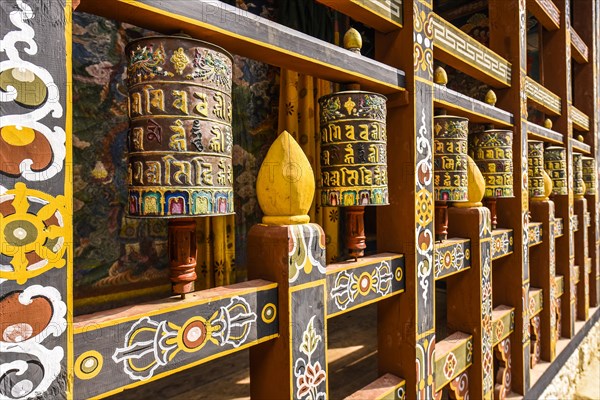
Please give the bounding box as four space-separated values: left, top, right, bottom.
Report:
256 131 315 225
577 134 585 142
485 90 497 106
543 118 553 129
344 28 362 53
454 155 485 208
542 169 553 200
434 66 448 86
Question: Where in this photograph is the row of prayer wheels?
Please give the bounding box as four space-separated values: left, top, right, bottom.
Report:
124 33 597 296
536 144 596 198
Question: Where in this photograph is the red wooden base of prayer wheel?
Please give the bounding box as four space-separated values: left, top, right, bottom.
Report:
168 219 197 298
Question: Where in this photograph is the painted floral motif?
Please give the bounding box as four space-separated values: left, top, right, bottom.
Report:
0 0 66 181
0 183 67 284
443 352 457 379
331 261 393 310
112 296 257 381
288 224 326 284
0 285 67 400
294 316 326 400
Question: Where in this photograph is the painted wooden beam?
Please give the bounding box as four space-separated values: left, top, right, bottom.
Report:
528 222 543 247
76 0 406 95
554 217 564 238
528 288 543 318
434 238 471 280
570 137 592 155
345 373 406 400
73 280 278 399
431 13 512 88
315 0 403 32
492 305 515 346
570 28 589 64
571 106 590 132
524 77 562 116
526 0 560 31
491 229 514 261
433 84 513 127
326 253 405 318
527 122 564 145
555 275 564 297
572 214 579 232
434 332 473 390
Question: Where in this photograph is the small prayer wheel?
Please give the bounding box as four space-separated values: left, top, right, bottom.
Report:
433 115 469 240
572 153 585 199
544 146 568 196
125 35 234 297
470 129 514 229
528 140 546 201
582 156 597 196
318 91 388 258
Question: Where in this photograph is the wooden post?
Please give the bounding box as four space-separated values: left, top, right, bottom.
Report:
488 0 531 393
574 198 589 319
248 132 328 399
529 200 558 361
375 0 436 398
0 1 72 398
447 207 494 400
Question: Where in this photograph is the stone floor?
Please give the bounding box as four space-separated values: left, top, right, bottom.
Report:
574 354 600 400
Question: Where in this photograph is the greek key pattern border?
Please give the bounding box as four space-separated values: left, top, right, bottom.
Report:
525 77 562 116
570 105 590 131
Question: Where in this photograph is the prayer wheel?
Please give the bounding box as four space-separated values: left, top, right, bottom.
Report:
125 35 234 297
573 153 585 198
318 90 388 258
433 115 469 240
528 140 546 200
544 146 568 196
582 156 597 196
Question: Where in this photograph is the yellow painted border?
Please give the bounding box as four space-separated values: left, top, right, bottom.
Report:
375 380 406 399
433 98 513 127
65 2 74 398
74 350 104 380
327 288 405 319
74 282 278 333
74 284 171 309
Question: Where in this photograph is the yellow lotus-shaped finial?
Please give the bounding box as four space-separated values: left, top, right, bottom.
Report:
454 155 485 208
344 28 362 53
542 169 553 200
485 90 497 106
256 131 315 225
434 66 448 86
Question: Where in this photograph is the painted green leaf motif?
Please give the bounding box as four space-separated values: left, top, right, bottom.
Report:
300 316 321 357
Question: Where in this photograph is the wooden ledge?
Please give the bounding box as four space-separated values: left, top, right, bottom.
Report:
571 106 590 132
574 265 580 284
527 121 564 145
492 305 515 346
570 138 592 155
326 253 405 318
77 0 406 95
527 0 560 31
554 275 564 297
434 238 471 280
570 28 589 63
491 229 514 261
525 77 561 116
345 373 406 400
434 84 513 127
316 0 403 33
529 288 543 318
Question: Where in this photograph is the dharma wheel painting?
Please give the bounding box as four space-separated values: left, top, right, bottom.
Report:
318 91 388 207
125 36 234 217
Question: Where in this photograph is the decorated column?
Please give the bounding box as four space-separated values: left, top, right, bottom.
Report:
0 1 72 398
248 131 328 399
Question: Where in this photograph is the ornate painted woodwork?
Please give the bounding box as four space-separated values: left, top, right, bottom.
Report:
431 13 511 87
529 315 541 368
570 28 589 63
527 0 560 30
491 229 514 260
434 332 473 391
434 238 471 279
526 121 564 145
0 0 72 398
555 217 564 237
73 280 277 398
528 223 543 247
493 337 512 400
315 0 403 32
492 306 515 346
571 106 590 132
524 77 562 116
326 253 405 317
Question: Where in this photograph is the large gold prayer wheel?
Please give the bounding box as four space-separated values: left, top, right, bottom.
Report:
470 129 514 198
433 115 469 202
318 91 388 207
544 146 567 196
528 140 545 199
125 36 234 217
582 156 597 195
